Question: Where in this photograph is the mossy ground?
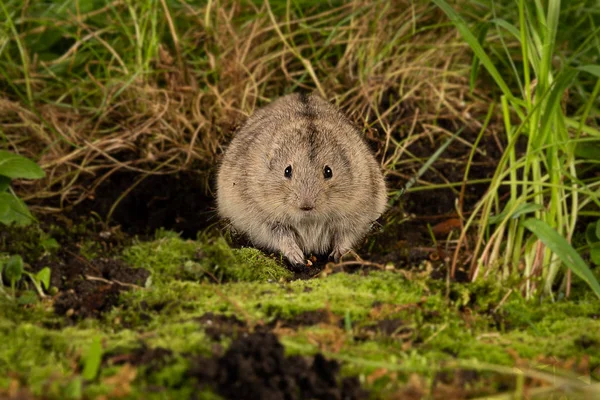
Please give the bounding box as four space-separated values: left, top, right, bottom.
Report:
1 229 598 399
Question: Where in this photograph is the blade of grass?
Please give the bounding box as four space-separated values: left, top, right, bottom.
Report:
432 0 521 116
523 218 600 298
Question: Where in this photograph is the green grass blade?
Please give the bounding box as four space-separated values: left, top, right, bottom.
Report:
488 202 545 225
489 18 521 41
82 336 103 380
469 23 490 93
522 218 600 299
432 0 515 102
538 0 561 89
536 68 577 147
577 65 600 77
401 127 464 194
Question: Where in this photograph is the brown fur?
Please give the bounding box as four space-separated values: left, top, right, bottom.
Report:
216 93 387 265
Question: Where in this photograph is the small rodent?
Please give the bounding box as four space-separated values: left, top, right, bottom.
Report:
216 92 387 266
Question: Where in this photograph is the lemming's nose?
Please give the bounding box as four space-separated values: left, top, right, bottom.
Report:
299 198 315 211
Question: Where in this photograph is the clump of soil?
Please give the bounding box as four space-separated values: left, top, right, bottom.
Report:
195 310 335 341
105 344 174 375
276 309 333 328
50 257 149 320
195 312 247 341
188 332 367 400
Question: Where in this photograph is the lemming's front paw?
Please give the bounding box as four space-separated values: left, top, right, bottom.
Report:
283 245 306 266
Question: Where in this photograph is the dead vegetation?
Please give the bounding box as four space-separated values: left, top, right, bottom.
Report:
1 0 499 224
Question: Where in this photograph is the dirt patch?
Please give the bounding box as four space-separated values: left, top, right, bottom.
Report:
355 318 414 343
372 318 409 336
195 312 248 341
50 257 149 320
195 310 336 341
4 215 152 321
393 368 514 400
277 310 334 328
69 171 216 238
105 344 174 375
188 332 367 400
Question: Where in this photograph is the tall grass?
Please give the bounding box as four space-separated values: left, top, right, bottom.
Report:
434 0 600 299
0 0 484 210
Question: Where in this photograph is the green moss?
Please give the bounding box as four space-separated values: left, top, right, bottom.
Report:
0 224 59 264
3 230 600 398
78 239 102 260
122 234 292 283
199 238 293 282
256 272 425 320
121 234 201 279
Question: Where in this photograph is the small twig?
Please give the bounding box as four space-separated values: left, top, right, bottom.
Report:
65 250 103 275
492 289 513 314
84 275 144 289
330 260 385 270
422 323 448 344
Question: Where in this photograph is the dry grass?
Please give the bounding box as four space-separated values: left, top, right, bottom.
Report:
1 0 496 213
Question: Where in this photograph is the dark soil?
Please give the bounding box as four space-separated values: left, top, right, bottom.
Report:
188 332 367 400
276 309 333 328
1 214 150 321
48 257 149 320
195 312 248 341
68 171 217 238
371 318 409 336
105 344 174 374
194 310 337 341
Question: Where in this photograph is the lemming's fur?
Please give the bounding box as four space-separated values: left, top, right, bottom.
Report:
216 93 387 265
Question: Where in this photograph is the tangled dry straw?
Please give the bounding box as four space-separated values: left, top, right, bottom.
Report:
1 0 496 213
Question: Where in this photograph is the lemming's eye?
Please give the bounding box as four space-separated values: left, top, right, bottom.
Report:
284 165 293 179
323 165 333 179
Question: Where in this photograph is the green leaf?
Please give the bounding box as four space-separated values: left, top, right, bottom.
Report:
82 336 103 381
575 142 600 160
17 290 39 305
36 267 51 290
596 219 600 240
577 65 600 78
4 255 24 286
537 68 578 148
0 150 45 179
64 376 82 399
0 192 34 226
489 202 545 224
591 246 600 266
522 218 600 299
586 222 599 245
0 175 10 192
41 238 60 252
0 200 9 218
490 18 521 41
